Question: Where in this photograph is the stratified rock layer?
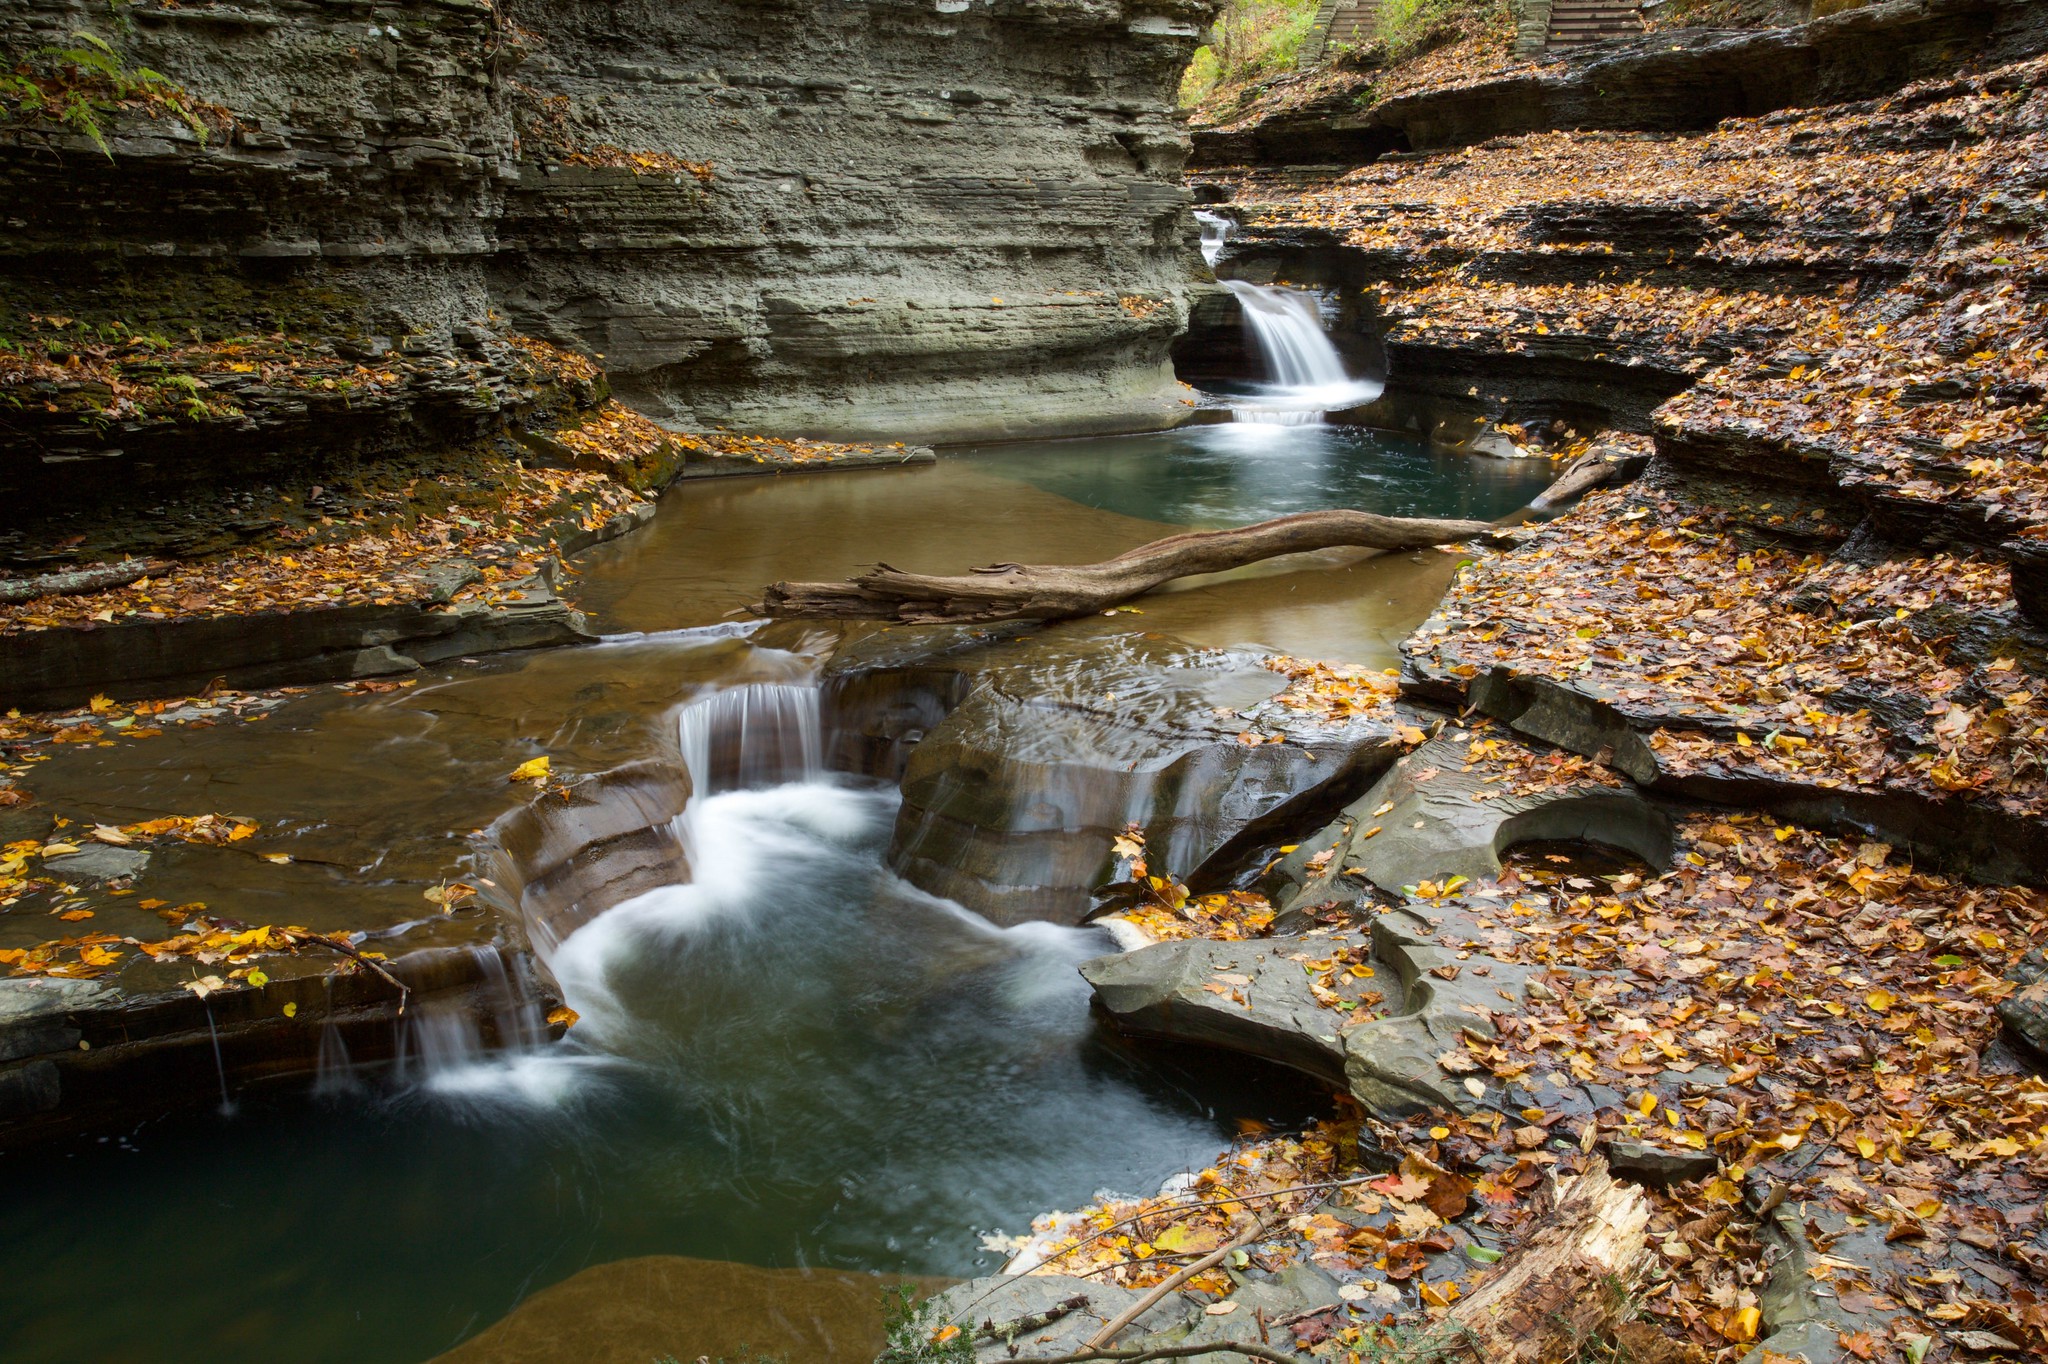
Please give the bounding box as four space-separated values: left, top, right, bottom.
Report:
0 0 1213 493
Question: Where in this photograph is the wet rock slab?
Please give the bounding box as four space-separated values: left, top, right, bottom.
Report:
1269 734 1673 903
0 931 556 1144
922 1273 1191 1362
1081 931 1374 1088
478 759 693 955
0 579 596 712
825 625 1406 925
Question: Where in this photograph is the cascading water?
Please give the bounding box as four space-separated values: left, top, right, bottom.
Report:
676 681 824 796
1222 282 1383 424
1196 208 1230 267
1195 208 1383 424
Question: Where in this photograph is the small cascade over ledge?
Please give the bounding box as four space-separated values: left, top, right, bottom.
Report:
1195 210 1383 425
676 682 825 797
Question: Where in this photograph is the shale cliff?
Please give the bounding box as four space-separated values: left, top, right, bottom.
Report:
0 0 1213 489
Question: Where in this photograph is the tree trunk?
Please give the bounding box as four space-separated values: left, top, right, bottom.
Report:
1391 1156 1652 1364
753 510 1504 625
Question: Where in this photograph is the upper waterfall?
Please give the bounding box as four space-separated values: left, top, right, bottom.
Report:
1221 281 1384 424
1197 210 1382 424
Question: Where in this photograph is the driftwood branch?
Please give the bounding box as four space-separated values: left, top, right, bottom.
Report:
753 510 1504 625
1086 1215 1279 1350
0 558 169 605
1530 448 1650 513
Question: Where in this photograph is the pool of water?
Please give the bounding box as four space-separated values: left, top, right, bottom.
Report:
958 424 1545 529
0 423 1546 1364
571 424 1552 664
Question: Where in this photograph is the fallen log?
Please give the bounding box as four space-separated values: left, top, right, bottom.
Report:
753 510 1504 624
0 558 170 606
1387 1155 1651 1364
1529 446 1652 513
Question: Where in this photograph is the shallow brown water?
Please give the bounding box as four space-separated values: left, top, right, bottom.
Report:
570 428 1540 666
435 1257 951 1364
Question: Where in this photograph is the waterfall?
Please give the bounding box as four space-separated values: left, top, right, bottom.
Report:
675 682 824 797
1224 281 1353 391
1196 209 1230 267
1222 280 1383 425
1195 206 1383 424
394 945 588 1105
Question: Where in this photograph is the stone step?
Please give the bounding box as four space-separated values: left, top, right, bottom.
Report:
1301 0 1382 66
1544 0 1643 47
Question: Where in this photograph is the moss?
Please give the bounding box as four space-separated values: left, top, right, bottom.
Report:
0 257 369 345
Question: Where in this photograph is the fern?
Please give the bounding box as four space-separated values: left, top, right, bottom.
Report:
1 29 211 158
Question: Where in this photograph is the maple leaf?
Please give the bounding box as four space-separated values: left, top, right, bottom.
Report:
1393 1203 1443 1238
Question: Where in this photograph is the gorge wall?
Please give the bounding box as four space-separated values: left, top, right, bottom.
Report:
0 0 1215 491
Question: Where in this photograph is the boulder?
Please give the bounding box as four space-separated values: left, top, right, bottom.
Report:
828 627 1404 925
1604 1139 1720 1188
1081 931 1376 1088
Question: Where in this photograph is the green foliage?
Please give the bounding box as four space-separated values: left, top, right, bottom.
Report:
1 29 208 158
1178 0 1322 108
873 1285 974 1364
1375 0 1500 58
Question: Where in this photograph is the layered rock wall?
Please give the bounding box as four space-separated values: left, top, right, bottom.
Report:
0 0 1214 487
1192 0 2048 166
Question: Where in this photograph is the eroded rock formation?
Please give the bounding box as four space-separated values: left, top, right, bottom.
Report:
0 0 1217 499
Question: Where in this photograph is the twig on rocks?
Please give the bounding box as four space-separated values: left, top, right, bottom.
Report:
977 1294 1091 1343
283 929 412 1013
0 558 169 605
1007 1340 1305 1362
1085 1214 1281 1350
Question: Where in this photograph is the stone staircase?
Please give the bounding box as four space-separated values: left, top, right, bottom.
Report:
1299 0 1382 67
1545 0 1646 47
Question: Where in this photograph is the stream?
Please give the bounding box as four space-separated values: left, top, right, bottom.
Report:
0 404 1553 1362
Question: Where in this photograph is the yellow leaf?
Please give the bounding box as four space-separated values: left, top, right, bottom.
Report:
283 1001 298 1018
1856 1135 1878 1159
88 694 115 714
246 968 270 988
509 756 551 783
1865 989 1897 1012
